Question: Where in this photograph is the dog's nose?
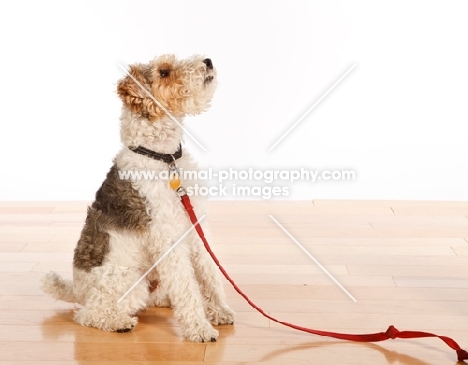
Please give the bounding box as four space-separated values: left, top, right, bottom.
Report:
203 58 213 70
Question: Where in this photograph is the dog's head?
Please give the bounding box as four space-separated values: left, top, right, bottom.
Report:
117 54 217 120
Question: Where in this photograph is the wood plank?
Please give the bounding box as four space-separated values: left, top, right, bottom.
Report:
312 200 395 215
0 242 26 252
394 277 468 288
0 207 54 214
349 264 468 277
215 243 456 256
0 262 37 272
0 341 206 362
223 264 348 275
21 242 76 253
391 201 468 215
224 284 468 301
212 236 468 245
216 272 395 287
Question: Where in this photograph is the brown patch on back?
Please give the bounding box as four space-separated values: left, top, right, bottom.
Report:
73 165 151 272
73 211 111 272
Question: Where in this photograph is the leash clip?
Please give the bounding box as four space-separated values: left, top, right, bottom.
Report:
168 161 182 191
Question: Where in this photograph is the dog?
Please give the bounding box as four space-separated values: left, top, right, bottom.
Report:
41 54 234 342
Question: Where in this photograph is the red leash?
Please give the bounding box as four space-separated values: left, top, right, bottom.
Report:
180 193 468 362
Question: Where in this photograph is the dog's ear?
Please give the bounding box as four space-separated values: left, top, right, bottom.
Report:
117 64 154 118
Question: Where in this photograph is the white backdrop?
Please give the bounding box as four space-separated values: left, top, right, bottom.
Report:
0 0 467 201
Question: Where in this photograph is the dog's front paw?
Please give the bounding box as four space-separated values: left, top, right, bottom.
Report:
184 322 219 343
116 325 134 333
113 315 138 333
208 305 235 325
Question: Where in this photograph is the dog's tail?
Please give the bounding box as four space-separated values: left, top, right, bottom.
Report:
41 271 75 303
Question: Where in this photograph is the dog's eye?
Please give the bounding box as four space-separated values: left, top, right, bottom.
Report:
159 69 170 78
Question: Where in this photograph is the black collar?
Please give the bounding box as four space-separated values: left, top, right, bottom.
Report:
129 144 182 164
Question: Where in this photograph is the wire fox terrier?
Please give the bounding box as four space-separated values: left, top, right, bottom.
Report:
42 54 234 342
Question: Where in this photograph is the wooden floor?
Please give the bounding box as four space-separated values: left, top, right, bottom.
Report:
0 200 468 365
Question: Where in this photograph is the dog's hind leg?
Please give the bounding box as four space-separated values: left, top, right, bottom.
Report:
73 265 149 332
